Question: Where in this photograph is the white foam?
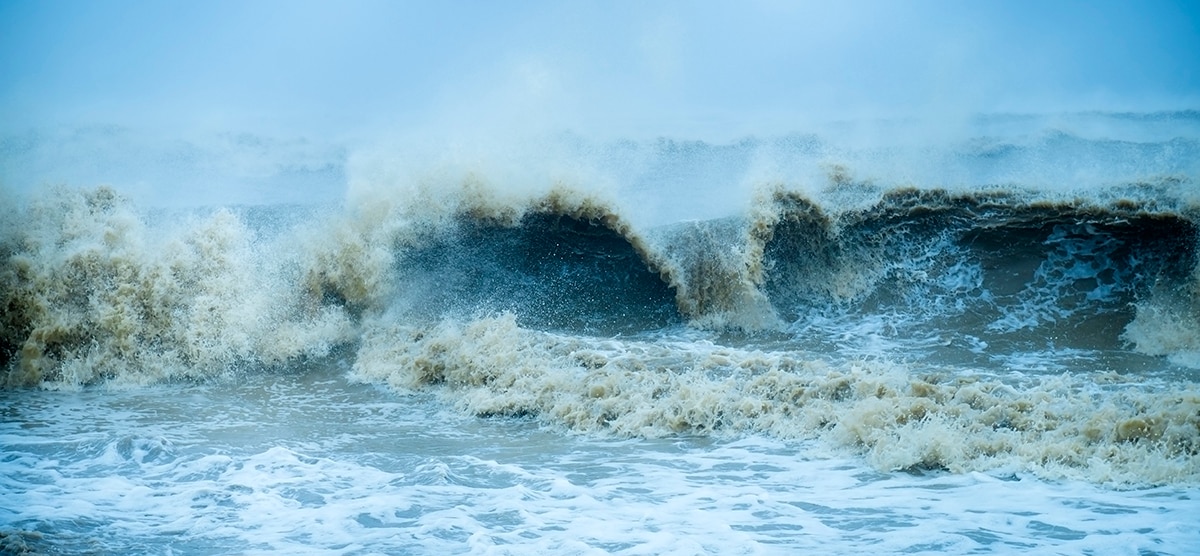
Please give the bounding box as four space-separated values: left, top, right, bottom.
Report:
351 314 1200 486
2 378 1197 554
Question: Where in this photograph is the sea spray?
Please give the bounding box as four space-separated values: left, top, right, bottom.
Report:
0 186 353 387
1124 264 1200 368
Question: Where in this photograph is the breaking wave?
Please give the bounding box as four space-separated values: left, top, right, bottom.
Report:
2 124 1199 485
0 187 353 387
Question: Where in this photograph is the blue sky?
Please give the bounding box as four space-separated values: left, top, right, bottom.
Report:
1 0 1198 138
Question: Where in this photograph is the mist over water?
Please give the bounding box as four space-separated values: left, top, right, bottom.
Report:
3 1 1200 554
3 0 1199 206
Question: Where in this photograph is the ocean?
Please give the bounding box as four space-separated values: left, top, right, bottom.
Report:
1 111 1199 554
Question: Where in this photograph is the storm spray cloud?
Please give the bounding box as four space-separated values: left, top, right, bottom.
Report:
1 0 1198 209
2 0 1197 137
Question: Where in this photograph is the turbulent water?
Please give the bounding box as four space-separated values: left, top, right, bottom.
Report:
2 113 1200 553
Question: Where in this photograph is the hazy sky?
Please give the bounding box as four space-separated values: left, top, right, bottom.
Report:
1 0 1198 138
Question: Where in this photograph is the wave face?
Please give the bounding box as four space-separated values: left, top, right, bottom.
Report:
2 117 1199 485
392 210 680 333
758 187 1199 361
